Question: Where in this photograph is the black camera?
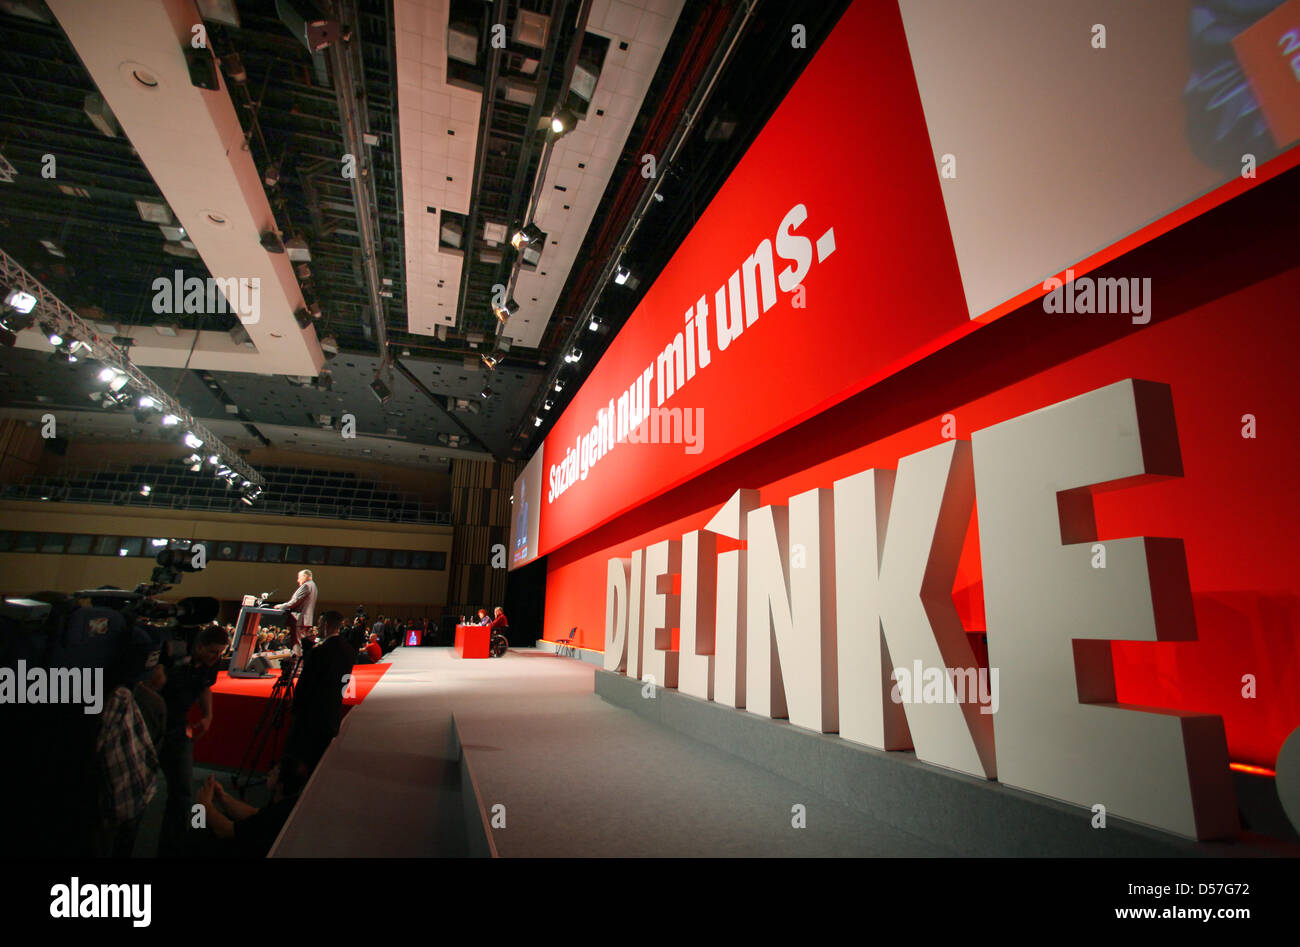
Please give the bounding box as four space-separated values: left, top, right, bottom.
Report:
1 542 219 690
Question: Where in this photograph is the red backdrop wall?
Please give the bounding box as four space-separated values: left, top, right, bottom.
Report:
544 253 1300 769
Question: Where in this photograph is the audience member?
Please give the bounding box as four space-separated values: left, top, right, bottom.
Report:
157 624 226 857
285 610 355 770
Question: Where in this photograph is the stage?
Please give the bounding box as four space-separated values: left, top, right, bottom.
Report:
192 662 390 770
271 647 961 857
263 646 1300 858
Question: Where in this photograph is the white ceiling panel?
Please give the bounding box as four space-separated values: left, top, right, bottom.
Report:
504 0 685 350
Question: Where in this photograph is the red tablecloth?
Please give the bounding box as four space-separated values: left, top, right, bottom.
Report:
454 624 489 658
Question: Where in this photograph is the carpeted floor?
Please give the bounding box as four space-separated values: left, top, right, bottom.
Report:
193 662 390 769
273 648 957 857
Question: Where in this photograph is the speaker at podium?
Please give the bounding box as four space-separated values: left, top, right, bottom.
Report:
229 593 294 678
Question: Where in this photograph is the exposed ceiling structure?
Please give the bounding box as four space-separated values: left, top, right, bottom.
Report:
0 0 852 473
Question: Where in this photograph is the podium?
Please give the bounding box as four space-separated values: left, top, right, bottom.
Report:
229 597 292 678
454 624 490 659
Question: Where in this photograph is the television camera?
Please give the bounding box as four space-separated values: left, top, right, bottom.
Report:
0 541 220 689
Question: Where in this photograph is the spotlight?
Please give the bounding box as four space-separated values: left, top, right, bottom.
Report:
139 484 152 496
183 432 203 449
589 318 599 332
564 348 582 363
186 457 202 472
551 107 579 137
5 288 36 314
480 386 492 399
132 392 156 418
208 455 219 465
370 375 392 405
48 331 63 346
543 399 553 411
553 379 565 392
492 297 519 323
614 266 631 286
161 414 180 426
481 353 499 370
534 416 543 427
510 222 543 250
98 367 128 391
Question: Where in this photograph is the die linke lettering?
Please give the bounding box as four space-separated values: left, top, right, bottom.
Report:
602 380 1241 842
547 202 837 504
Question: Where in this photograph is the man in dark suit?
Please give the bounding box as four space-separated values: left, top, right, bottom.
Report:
275 569 318 653
285 610 354 771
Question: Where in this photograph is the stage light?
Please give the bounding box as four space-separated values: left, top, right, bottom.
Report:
551 107 579 137
161 414 180 426
138 395 156 409
589 318 599 332
510 222 543 250
534 416 543 427
48 331 63 346
5 288 36 313
614 266 631 285
98 367 128 391
183 432 203 450
553 378 564 392
370 376 392 405
139 484 152 496
1 310 34 334
564 347 582 363
208 454 219 465
481 353 499 370
543 399 553 411
480 386 492 399
492 296 519 323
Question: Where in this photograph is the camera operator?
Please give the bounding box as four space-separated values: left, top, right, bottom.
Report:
274 569 318 654
157 624 227 857
284 610 354 771
344 612 367 651
192 756 309 857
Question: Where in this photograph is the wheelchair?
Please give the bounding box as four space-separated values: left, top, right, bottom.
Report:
489 627 509 658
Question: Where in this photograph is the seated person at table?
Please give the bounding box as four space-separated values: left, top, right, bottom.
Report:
474 609 489 625
488 607 508 635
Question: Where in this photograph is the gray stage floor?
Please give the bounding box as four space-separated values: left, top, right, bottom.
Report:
272 646 957 857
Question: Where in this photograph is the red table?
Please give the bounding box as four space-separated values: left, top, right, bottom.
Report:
454 623 490 658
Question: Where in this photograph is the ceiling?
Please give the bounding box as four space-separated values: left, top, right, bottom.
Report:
0 0 851 472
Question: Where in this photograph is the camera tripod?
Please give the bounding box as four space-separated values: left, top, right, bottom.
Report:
234 652 299 797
